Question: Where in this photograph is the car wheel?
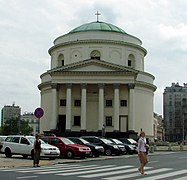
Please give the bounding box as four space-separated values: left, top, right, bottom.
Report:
105 149 112 156
22 155 28 159
94 154 100 157
5 148 12 158
89 151 93 157
66 150 74 158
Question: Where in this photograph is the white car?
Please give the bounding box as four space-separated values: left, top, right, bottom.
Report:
1 135 60 159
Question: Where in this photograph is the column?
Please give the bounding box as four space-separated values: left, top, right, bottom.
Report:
114 83 120 131
128 83 135 131
66 83 72 131
98 83 104 130
51 84 58 130
81 83 87 131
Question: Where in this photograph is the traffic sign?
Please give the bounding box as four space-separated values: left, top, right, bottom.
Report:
34 108 44 119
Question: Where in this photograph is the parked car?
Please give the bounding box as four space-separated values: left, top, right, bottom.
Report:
0 136 7 152
41 136 91 159
1 135 60 159
68 137 104 157
81 136 121 156
108 138 127 154
118 138 138 154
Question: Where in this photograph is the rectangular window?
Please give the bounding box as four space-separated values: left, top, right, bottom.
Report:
106 100 112 107
128 60 131 66
60 99 66 106
120 100 127 107
106 116 112 126
74 116 81 126
74 100 81 106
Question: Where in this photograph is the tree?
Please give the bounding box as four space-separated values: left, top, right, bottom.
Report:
1 118 33 135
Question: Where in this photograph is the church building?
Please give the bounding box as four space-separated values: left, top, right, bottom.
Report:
38 15 157 139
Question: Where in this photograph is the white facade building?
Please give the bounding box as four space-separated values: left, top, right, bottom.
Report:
38 21 156 139
21 113 39 135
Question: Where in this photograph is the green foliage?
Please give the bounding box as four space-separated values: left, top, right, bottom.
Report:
1 118 33 135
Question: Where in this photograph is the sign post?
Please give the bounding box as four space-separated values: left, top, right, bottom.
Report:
34 108 44 134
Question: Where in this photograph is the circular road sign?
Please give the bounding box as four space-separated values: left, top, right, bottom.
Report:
34 108 44 119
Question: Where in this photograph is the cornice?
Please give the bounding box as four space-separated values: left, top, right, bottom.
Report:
48 39 147 55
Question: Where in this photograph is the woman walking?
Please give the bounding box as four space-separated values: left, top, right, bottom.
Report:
137 131 148 175
33 134 41 167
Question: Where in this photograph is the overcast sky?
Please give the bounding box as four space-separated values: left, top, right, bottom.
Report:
0 0 187 117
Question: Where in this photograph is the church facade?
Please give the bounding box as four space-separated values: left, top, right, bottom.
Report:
38 20 156 139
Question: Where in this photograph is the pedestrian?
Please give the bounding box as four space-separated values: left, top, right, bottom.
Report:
137 131 148 175
33 134 41 167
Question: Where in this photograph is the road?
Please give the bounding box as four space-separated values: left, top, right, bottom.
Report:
0 151 187 179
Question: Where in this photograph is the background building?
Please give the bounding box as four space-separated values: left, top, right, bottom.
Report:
38 19 157 139
21 112 38 135
153 113 164 141
163 82 187 142
1 103 21 127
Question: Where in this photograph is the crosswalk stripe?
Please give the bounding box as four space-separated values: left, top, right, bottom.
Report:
37 165 115 174
138 170 187 180
173 177 187 180
18 164 98 173
0 163 78 171
57 165 134 176
79 167 152 178
103 168 171 180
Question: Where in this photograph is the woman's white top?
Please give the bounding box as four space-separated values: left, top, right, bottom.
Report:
137 137 146 153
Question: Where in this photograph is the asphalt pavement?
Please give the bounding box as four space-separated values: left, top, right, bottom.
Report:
0 153 138 168
0 151 170 168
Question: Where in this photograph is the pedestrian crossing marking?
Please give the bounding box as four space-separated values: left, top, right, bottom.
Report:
57 165 133 176
137 169 187 180
18 164 98 173
103 168 171 180
78 167 152 178
37 165 115 174
1 163 187 180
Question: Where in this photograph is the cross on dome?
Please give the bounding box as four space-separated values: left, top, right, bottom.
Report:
95 11 101 22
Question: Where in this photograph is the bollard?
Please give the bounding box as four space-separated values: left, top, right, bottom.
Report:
168 143 172 151
149 145 154 153
180 144 183 150
154 144 157 151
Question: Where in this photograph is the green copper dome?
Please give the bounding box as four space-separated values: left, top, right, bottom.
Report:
69 21 126 34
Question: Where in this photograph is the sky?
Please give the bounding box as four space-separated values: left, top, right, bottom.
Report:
0 0 187 117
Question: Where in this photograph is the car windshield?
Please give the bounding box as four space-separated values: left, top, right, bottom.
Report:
101 138 113 144
61 138 75 145
128 139 137 144
28 137 46 144
112 139 123 144
80 138 90 144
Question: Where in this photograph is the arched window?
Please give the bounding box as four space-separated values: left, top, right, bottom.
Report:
58 54 64 67
90 50 101 60
128 54 135 68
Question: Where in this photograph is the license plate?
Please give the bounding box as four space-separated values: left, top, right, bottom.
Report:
50 152 57 154
85 152 90 154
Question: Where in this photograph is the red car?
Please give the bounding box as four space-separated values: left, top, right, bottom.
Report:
41 136 91 159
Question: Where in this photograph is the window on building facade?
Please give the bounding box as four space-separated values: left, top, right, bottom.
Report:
127 54 135 67
106 116 112 126
58 54 64 67
74 116 81 126
60 99 66 106
120 100 127 106
106 100 112 107
74 100 81 106
90 50 101 60
128 60 132 66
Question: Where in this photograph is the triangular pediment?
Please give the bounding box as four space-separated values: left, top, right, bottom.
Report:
50 59 138 74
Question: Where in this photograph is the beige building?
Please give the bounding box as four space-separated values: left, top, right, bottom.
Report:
38 20 156 138
21 112 39 135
